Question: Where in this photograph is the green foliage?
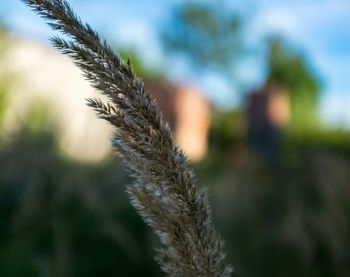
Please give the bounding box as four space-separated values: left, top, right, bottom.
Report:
220 149 350 277
0 26 10 127
0 127 161 276
2 114 350 277
198 117 350 277
0 83 8 127
268 38 320 95
209 109 246 156
267 37 321 130
26 101 57 134
162 1 242 72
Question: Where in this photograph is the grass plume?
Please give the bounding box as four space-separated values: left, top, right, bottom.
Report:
22 0 233 275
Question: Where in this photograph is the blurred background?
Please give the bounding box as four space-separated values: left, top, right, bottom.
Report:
1 0 350 276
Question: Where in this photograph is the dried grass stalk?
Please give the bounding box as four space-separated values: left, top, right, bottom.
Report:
22 0 233 276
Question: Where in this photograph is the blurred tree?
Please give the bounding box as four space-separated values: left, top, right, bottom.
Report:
266 37 321 132
162 0 242 73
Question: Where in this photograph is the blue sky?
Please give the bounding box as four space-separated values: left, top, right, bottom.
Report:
1 0 350 127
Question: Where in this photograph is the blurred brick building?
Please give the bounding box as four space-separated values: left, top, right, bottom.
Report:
146 80 211 161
